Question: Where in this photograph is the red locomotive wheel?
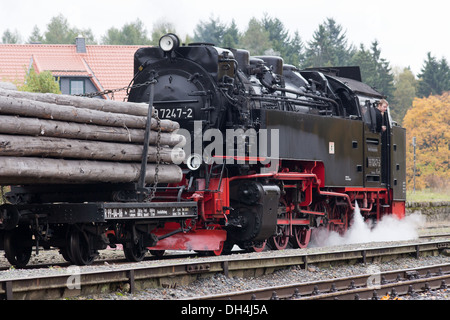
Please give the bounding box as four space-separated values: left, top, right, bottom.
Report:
268 226 289 250
268 200 290 250
196 241 225 256
247 240 267 253
211 241 224 256
292 227 311 248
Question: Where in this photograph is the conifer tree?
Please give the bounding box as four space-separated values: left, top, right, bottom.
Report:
417 52 450 97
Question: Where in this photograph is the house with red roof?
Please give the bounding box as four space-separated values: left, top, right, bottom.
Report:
0 37 143 101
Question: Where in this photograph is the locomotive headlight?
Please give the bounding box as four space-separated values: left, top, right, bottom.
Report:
159 33 180 52
186 153 202 171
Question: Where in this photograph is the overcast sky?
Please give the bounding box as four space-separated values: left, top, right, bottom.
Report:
1 0 448 75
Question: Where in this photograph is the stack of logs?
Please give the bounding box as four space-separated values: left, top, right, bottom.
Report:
0 84 186 185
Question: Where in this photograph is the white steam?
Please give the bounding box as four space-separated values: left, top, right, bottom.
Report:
310 202 425 247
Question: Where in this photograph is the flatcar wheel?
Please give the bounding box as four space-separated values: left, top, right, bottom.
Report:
291 227 311 249
149 250 165 257
59 246 73 262
124 236 147 262
68 229 95 266
4 225 32 268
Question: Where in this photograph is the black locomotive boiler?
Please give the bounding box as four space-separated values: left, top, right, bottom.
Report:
0 34 406 267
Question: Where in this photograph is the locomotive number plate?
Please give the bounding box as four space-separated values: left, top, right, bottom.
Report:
155 107 194 119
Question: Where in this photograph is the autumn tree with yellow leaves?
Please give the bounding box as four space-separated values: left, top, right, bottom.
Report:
403 92 450 190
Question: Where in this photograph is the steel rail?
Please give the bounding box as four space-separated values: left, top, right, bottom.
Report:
0 239 448 300
190 263 450 300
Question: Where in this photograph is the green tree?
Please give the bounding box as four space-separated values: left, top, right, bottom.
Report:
102 27 121 45
304 24 333 67
283 31 304 67
44 14 76 44
193 16 227 45
222 19 240 48
351 41 394 99
120 19 150 45
102 19 150 45
303 18 354 68
2 29 22 44
20 68 61 94
239 18 271 55
351 43 375 76
73 28 96 44
370 40 394 99
44 14 95 44
261 15 304 66
417 52 450 97
28 25 44 43
150 20 177 46
261 14 289 55
326 18 355 65
391 67 417 125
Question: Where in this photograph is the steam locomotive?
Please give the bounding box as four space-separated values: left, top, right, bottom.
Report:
0 34 406 267
127 33 406 253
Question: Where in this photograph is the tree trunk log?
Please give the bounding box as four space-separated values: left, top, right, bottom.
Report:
0 89 186 186
0 96 179 131
0 157 182 185
0 115 186 147
0 88 149 116
0 134 185 163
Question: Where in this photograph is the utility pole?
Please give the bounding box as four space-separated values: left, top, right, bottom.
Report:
412 136 416 193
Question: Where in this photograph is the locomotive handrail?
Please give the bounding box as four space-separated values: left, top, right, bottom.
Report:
257 75 340 109
318 190 373 212
229 172 374 212
228 172 318 182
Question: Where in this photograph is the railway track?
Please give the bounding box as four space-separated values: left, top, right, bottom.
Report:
0 238 448 300
0 232 448 272
191 263 450 300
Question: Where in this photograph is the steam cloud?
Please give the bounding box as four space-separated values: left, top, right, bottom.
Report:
310 203 425 247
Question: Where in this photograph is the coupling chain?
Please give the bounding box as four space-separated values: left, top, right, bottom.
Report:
148 113 162 202
72 80 156 101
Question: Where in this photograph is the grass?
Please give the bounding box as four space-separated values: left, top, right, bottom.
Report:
407 188 450 202
0 186 6 205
